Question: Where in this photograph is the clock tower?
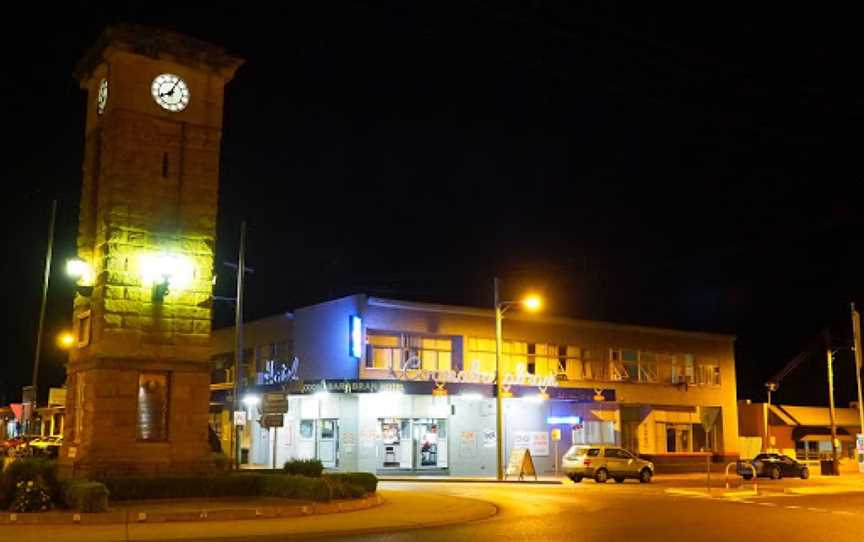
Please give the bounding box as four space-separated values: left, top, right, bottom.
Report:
59 26 243 478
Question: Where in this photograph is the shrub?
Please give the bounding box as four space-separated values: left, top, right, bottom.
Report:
259 474 331 502
323 476 365 500
324 473 378 495
10 479 54 512
1 458 58 509
99 475 261 501
62 481 109 513
283 458 323 478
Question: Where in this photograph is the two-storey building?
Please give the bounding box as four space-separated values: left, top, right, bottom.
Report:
211 294 739 474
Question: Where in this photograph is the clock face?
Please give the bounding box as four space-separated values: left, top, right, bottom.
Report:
97 78 108 115
151 73 190 112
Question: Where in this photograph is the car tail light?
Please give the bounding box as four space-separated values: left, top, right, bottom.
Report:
583 460 592 466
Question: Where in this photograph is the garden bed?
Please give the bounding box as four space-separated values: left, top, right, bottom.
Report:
1 458 377 514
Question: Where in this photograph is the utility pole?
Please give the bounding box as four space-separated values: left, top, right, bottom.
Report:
31 199 57 427
826 345 840 475
852 303 864 472
764 384 776 452
494 277 505 481
233 221 247 470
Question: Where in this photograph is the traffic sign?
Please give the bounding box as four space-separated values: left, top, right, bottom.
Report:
261 414 284 428
262 392 289 414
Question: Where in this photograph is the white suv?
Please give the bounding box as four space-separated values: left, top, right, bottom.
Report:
562 444 654 483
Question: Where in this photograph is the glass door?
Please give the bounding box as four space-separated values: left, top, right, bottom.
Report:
413 419 447 469
317 419 339 468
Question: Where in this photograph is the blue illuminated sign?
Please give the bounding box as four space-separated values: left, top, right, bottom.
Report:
349 316 363 359
546 416 582 425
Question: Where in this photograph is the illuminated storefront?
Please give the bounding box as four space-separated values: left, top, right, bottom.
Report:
211 294 740 474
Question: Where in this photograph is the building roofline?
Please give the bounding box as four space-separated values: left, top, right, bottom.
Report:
367 296 735 342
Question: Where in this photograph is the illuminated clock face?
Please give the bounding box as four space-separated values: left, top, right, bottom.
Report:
151 73 190 112
97 78 108 115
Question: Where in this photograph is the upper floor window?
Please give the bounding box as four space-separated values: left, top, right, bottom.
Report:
697 363 721 386
672 354 695 384
366 332 452 372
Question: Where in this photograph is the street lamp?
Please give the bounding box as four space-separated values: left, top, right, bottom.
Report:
56 331 75 350
494 277 543 480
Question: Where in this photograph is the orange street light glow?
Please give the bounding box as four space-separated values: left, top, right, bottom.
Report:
57 332 75 349
523 295 542 311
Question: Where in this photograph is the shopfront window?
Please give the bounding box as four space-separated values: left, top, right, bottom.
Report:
378 418 448 471
299 420 315 439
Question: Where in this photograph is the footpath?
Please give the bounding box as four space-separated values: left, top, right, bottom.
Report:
0 490 497 542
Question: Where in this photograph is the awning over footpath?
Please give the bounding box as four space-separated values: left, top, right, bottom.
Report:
792 426 856 442
772 405 861 428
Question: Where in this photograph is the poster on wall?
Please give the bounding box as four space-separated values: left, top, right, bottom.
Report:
483 429 497 448
283 423 294 446
359 427 377 448
514 431 549 457
531 432 550 456
460 431 477 458
342 431 356 454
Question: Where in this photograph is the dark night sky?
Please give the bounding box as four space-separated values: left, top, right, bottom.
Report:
1 3 861 408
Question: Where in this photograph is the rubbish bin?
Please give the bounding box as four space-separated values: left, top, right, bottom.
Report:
820 459 836 475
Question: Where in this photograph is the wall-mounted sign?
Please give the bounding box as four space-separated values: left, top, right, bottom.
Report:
259 357 300 385
390 359 558 388
298 380 406 395
233 411 247 426
483 429 497 448
349 316 363 359
547 416 582 425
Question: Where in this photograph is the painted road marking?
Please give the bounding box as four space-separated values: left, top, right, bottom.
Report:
785 506 802 510
807 507 828 513
756 502 776 506
831 510 855 516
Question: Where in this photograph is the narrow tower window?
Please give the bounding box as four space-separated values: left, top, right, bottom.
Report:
162 153 169 178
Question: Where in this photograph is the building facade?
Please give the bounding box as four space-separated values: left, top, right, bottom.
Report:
738 400 863 461
212 294 739 475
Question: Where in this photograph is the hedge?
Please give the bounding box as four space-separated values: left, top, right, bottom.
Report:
323 473 378 495
62 481 109 513
99 475 262 501
259 474 331 502
283 459 323 478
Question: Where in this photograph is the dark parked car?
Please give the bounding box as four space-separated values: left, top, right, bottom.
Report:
737 453 809 480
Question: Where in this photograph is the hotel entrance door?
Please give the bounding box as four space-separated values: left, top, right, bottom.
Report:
317 419 339 468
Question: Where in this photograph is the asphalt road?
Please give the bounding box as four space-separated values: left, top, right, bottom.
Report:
280 478 864 542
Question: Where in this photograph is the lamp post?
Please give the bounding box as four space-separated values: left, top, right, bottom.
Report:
494 277 542 481
30 200 57 426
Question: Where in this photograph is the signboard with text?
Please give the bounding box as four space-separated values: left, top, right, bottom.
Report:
506 448 537 480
